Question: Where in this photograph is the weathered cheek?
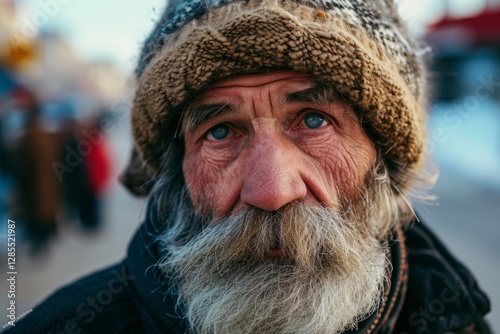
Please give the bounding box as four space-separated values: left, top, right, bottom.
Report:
314 137 375 198
183 149 236 213
183 153 219 208
320 148 357 190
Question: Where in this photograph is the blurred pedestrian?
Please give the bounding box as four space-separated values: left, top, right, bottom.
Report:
10 87 64 251
77 114 112 230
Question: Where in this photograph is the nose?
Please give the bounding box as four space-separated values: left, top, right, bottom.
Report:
240 132 307 211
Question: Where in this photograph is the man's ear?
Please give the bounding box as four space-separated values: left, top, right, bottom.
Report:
119 146 154 197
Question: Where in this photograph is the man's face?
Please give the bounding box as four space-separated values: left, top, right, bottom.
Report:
182 71 377 218
162 71 392 334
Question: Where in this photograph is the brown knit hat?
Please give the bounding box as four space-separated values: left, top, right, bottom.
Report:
131 0 428 189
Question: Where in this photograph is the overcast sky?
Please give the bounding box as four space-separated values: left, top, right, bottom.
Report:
17 0 166 73
16 0 493 75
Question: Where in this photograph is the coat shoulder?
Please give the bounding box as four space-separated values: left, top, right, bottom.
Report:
395 220 492 333
4 262 142 334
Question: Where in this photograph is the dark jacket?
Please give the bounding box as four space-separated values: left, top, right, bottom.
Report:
5 217 491 334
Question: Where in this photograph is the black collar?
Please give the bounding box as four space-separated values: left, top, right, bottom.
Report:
126 214 188 333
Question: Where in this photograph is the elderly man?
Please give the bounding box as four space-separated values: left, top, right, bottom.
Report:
8 0 491 333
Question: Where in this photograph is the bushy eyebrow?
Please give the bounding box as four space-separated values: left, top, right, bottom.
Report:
182 103 233 134
288 84 359 122
287 84 341 105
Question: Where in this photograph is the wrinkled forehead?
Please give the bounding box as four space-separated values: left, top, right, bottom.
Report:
193 71 315 104
207 71 311 89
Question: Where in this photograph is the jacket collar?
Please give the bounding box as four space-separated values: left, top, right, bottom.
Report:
126 212 188 333
394 220 490 333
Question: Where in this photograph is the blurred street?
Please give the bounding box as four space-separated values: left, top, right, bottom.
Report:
0 122 146 331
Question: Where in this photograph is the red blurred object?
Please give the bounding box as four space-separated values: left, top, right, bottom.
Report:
84 137 112 194
428 8 500 47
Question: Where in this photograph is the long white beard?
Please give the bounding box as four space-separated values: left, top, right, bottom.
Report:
159 202 390 334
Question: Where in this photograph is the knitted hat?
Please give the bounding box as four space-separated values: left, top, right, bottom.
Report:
131 0 428 189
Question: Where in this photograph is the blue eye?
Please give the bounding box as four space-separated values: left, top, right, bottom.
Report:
303 112 325 129
208 124 230 140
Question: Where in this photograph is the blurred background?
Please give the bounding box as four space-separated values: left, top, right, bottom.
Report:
0 0 499 331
